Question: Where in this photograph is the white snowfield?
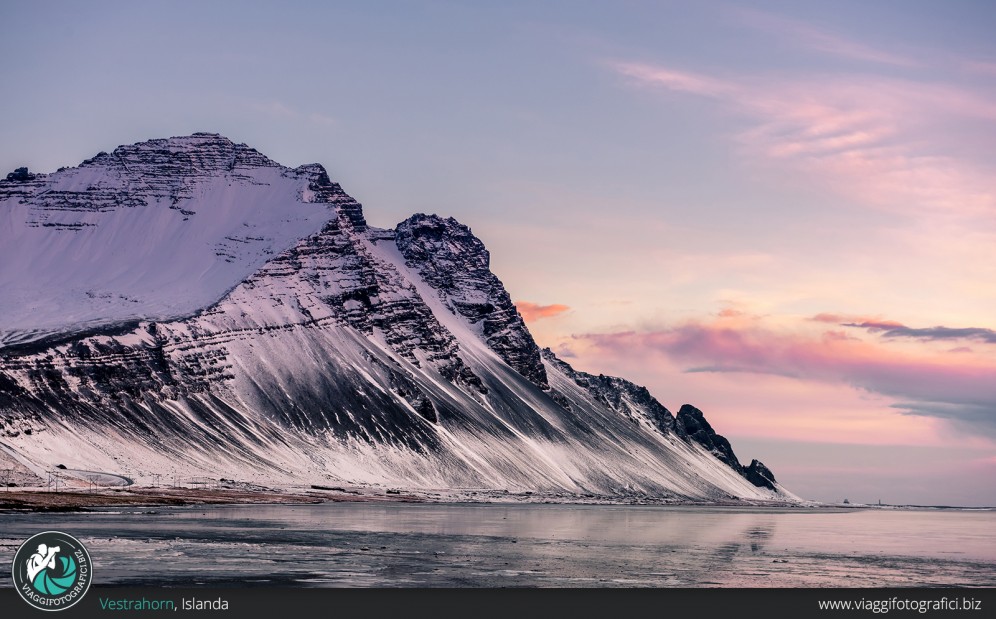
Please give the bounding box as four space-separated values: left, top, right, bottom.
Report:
0 133 333 348
0 134 798 503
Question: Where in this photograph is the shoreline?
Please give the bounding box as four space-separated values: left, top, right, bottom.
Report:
3 485 979 513
0 485 834 513
0 486 425 512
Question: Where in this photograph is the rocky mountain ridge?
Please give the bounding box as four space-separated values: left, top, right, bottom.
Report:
0 134 793 502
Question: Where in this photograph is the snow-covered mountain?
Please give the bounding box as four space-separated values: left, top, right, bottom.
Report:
0 134 795 502
0 134 336 349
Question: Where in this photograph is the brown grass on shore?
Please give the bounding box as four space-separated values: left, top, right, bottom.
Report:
0 486 422 512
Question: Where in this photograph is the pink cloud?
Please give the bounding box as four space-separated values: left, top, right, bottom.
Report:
558 335 947 446
515 301 570 322
717 308 745 318
576 320 996 438
611 62 735 97
810 313 903 328
611 62 996 217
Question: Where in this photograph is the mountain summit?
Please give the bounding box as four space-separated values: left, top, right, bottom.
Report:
0 134 794 502
0 133 341 349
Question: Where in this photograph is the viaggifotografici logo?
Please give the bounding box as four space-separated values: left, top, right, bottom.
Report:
12 531 93 611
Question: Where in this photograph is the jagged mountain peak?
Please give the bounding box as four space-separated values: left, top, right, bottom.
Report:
395 214 490 269
79 132 279 174
294 162 333 184
395 213 549 390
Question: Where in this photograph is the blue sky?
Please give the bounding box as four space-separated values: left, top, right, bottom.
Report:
3 1 996 505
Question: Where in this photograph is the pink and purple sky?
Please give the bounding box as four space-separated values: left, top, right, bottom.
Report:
2 1 994 505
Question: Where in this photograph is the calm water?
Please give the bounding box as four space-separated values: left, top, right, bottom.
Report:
1 503 993 587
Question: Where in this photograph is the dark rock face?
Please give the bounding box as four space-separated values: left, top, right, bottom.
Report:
675 404 778 489
745 459 777 490
0 166 46 202
541 348 675 433
5 167 34 182
675 404 743 472
297 162 366 230
395 214 549 390
81 132 280 186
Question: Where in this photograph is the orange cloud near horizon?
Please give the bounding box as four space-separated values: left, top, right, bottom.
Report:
515 301 570 322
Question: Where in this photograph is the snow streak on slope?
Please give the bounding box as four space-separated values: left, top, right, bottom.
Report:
0 134 796 502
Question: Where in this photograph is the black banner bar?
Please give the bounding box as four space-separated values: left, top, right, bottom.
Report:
0 587 992 619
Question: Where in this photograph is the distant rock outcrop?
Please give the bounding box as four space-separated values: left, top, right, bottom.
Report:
5 167 35 182
676 404 742 470
744 459 777 490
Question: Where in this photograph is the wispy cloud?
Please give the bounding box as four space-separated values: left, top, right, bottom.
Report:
853 324 996 344
577 319 996 438
609 61 996 217
515 301 570 322
613 63 734 97
812 314 905 329
735 8 920 67
814 313 996 344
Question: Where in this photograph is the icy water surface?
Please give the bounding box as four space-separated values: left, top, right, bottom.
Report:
1 503 993 587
